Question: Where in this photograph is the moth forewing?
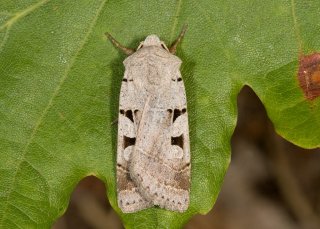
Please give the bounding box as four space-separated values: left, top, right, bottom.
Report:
109 28 190 213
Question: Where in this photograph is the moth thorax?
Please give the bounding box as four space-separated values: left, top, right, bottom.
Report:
143 35 161 47
146 63 161 85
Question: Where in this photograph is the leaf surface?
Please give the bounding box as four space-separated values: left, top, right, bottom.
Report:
0 0 319 228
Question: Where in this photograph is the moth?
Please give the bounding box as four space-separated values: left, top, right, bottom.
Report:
107 26 190 213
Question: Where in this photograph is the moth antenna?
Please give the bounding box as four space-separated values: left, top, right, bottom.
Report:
169 24 188 54
105 32 135 55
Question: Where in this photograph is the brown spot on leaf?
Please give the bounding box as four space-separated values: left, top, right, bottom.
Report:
298 53 320 100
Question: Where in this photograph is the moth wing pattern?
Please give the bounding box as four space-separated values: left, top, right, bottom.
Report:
115 33 190 213
128 52 190 212
117 93 153 212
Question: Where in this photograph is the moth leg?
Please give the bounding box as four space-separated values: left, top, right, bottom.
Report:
105 32 135 55
111 118 118 126
169 24 188 54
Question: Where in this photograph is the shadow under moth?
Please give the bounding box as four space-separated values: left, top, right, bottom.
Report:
107 26 190 213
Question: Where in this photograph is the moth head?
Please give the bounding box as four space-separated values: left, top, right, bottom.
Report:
137 35 169 51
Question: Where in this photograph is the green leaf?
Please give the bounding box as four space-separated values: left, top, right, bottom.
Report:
1 0 319 228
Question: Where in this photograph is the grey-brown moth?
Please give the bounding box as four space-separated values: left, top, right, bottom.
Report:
106 26 190 213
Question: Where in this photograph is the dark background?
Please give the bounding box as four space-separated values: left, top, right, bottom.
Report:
52 87 320 229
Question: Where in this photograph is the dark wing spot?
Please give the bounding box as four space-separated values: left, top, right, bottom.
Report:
171 134 183 149
177 77 182 81
123 136 136 149
182 108 186 113
120 109 125 115
173 109 182 122
122 78 128 82
125 110 134 122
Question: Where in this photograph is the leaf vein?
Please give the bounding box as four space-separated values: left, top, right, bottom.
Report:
290 0 302 50
0 0 49 53
8 202 37 224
